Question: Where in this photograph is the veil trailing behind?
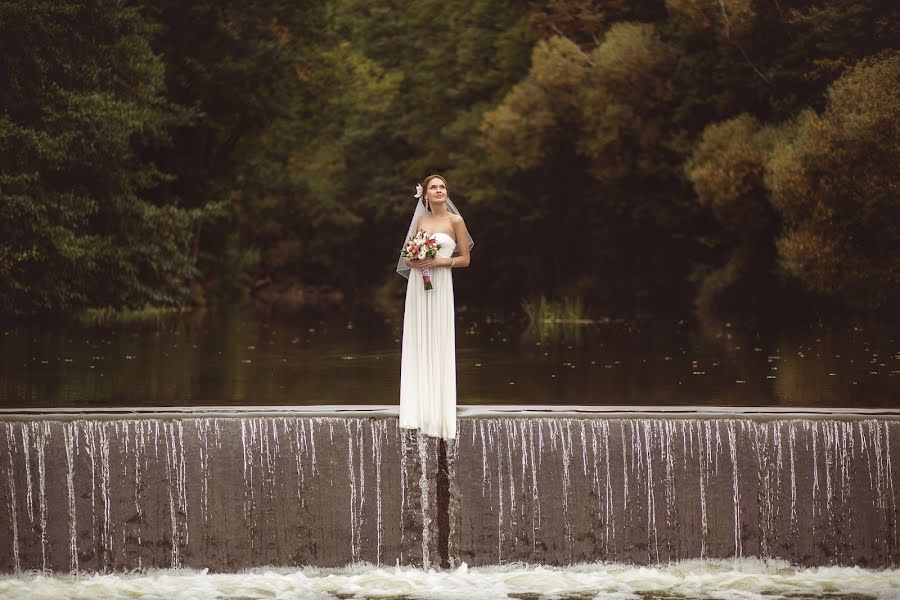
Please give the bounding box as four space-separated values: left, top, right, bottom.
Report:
396 196 474 279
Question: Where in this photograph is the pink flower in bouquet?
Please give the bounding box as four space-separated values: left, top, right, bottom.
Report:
401 230 442 291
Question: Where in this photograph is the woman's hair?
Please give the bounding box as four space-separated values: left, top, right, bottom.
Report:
421 174 448 212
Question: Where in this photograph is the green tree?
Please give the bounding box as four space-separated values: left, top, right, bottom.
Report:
0 0 216 316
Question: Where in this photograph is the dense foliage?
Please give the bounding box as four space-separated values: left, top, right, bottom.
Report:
1 0 898 316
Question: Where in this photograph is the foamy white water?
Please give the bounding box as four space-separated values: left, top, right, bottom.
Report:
1 559 898 600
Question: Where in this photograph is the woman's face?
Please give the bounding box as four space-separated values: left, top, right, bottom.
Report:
425 177 448 207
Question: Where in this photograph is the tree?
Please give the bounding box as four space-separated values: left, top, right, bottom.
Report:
686 115 780 311
0 0 215 315
766 52 900 308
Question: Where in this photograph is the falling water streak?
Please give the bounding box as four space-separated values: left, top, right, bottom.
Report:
447 434 461 568
258 420 269 507
602 420 614 555
196 420 210 524
516 421 528 543
537 421 545 472
268 419 278 503
641 421 659 562
860 421 874 502
21 425 33 526
727 421 742 558
631 421 643 489
789 422 798 534
416 433 431 568
373 420 383 565
555 420 573 558
399 428 409 564
504 420 516 541
619 421 629 527
755 421 773 557
588 421 603 555
479 421 488 500
527 420 540 552
835 421 852 557
163 422 188 568
98 422 112 567
487 422 496 499
34 422 49 572
240 418 257 553
118 421 127 554
86 423 98 561
662 421 677 546
714 421 722 477
356 421 366 562
810 421 820 535
822 422 835 539
134 421 147 570
5 423 21 572
178 423 189 548
885 422 898 547
696 421 708 558
774 423 784 519
579 420 588 478
63 423 78 572
294 419 306 493
872 421 887 516
841 422 853 509
495 421 505 563
346 421 359 563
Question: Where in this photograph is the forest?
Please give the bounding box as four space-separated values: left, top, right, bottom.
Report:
1 0 898 318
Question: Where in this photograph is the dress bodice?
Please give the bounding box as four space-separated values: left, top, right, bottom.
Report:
432 232 457 259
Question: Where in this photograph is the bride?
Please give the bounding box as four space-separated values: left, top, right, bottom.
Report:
396 175 473 440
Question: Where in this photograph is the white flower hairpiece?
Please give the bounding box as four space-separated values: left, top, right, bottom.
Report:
414 183 423 199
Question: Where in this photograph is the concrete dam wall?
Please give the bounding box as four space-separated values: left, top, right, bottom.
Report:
1 407 898 573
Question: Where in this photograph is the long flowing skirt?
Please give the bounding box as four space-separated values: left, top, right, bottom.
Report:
399 265 456 440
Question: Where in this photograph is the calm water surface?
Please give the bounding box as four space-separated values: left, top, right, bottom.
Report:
2 304 899 409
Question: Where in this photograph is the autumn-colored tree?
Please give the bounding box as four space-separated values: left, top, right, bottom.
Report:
767 52 900 308
686 115 780 311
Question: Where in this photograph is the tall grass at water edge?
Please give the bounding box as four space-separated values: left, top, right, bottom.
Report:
521 296 589 343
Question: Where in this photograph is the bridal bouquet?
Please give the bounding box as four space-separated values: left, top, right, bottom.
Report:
401 231 441 290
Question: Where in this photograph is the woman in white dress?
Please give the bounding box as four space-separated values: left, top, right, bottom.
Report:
397 175 472 440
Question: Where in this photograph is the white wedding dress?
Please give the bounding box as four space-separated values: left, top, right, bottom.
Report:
399 232 457 440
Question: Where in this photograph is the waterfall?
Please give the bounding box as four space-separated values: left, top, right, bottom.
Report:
453 418 900 566
1 412 898 573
